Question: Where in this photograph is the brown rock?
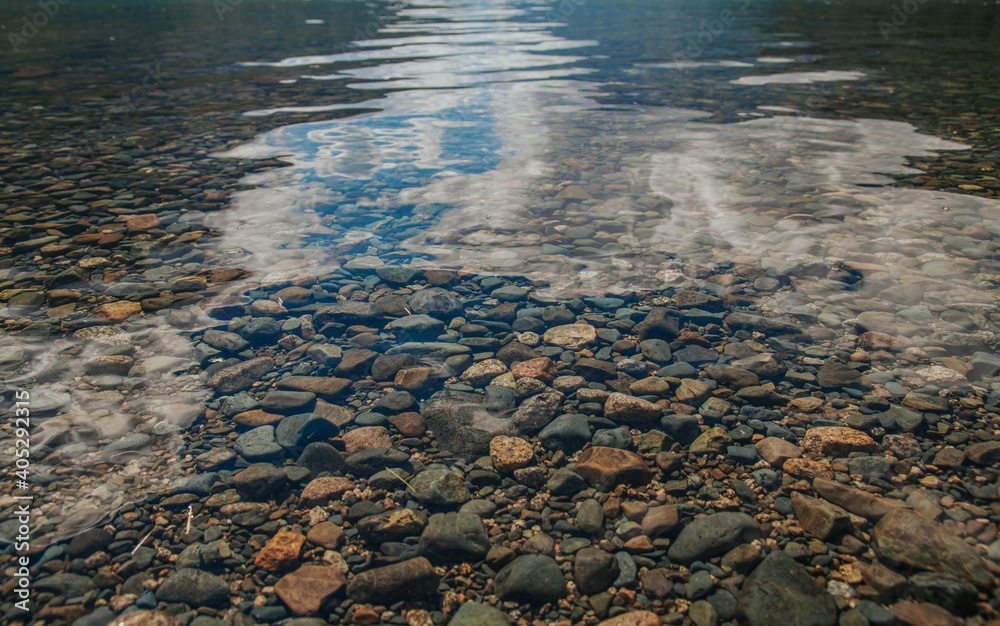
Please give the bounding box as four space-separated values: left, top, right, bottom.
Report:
299 477 355 507
789 396 824 413
543 323 597 350
356 508 426 543
574 446 652 490
755 437 803 466
489 435 534 473
275 565 346 616
276 376 351 397
858 331 898 350
394 367 433 391
874 509 992 587
388 412 426 437
641 504 679 538
791 492 850 540
802 426 877 456
232 409 284 427
126 214 160 231
604 392 663 423
690 426 732 454
655 451 683 473
460 358 508 386
313 399 354 428
640 568 673 600
255 531 306 572
596 611 661 626
889 601 962 626
629 376 673 396
813 477 907 521
862 561 908 596
965 441 1000 466
207 357 275 394
94 300 141 321
341 426 392 455
306 521 345 549
346 557 440 603
511 357 560 382
782 458 833 480
115 611 181 626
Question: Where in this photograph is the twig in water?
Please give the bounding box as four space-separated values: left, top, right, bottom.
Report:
132 529 154 555
185 505 193 535
385 467 417 494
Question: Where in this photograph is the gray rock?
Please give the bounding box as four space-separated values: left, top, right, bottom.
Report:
421 390 517 454
539 414 591 451
202 329 249 352
573 547 619 594
576 499 605 536
155 568 230 607
410 468 470 506
233 463 288 498
275 413 339 452
390 315 446 341
546 468 587 495
736 551 837 626
969 351 1000 380
408 287 464 319
207 357 275 394
345 447 413 476
668 512 762 562
512 391 564 432
448 602 512 626
314 300 384 326
235 426 283 462
419 513 489 561
639 339 672 363
494 555 566 603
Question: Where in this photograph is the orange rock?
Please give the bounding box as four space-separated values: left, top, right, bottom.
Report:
126 213 160 231
489 435 534 473
596 610 661 626
341 426 392 455
94 300 141 321
801 426 876 456
275 564 346 615
255 531 306 572
889 601 962 626
511 357 560 382
575 446 652 490
232 409 284 427
782 457 834 480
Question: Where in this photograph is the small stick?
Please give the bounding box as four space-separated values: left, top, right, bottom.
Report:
132 529 154 555
185 505 193 535
385 467 417 494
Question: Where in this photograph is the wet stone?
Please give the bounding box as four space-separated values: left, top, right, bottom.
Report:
494 554 566 603
736 551 837 626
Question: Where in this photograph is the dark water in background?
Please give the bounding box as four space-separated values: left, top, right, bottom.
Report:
2 0 1000 547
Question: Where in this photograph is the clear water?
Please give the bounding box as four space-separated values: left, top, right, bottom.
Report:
2 0 1000 545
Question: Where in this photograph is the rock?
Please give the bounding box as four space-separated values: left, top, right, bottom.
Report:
314 300 384 325
345 447 413 476
114 611 181 626
207 357 275 393
661 414 701 444
295 442 346 475
342 426 392 455
408 287 464 319
276 376 351 397
596 611 661 626
233 463 287 498
346 557 440 603
460 359 509 386
511 357 560 382
421 390 517 454
306 522 345 549
969 351 1000 380
732 353 786 379
754 437 803 466
356 509 427 543
965 441 1000 466
255 531 306 572
448 602 512 626
574 547 619 595
604 392 663 423
489 436 534 472
736 551 837 626
298 477 355 507
419 512 490 562
690 426 732 455
202 329 249 352
791 492 850 540
802 427 876 456
888 601 962 626
639 339 672 363
275 413 339 452
410 468 470 506
235 426 283 462
94 300 142 321
539 413 591 451
873 509 992 587
275 565 346 616
512 391 563 432
494 554 566 603
641 505 679 538
577 499 605 536
668 512 762 562
155 568 230 607
543 323 597 350
817 361 863 389
390 315 445 341
634 308 680 341
67 527 113 558
705 365 759 390
574 446 652 490
909 572 978 616
725 312 803 336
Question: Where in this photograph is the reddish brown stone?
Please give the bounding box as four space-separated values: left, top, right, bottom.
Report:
802 426 876 456
126 214 160 231
394 367 434 391
889 601 962 626
232 409 284 427
511 357 560 382
275 565 346 616
94 300 141 321
489 435 534 473
755 437 803 467
299 477 355 507
255 531 306 572
388 412 426 437
276 376 351 397
341 426 392 455
574 446 652 490
596 611 662 626
306 521 345 549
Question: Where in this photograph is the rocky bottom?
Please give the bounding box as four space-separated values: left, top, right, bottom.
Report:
2 258 1000 626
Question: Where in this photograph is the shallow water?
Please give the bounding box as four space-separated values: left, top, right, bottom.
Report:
2 0 1000 593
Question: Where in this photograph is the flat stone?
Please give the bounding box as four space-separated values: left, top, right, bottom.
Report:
574 547 619 595
543 324 597 350
208 357 275 394
275 565 346 616
604 392 663 423
574 446 652 490
448 602 512 626
346 557 440 602
276 376 351 397
595 612 661 626
460 359 509 386
156 568 229 607
802 427 877 456
410 468 470 506
489 436 534 473
255 531 306 572
668 512 762 562
791 492 850 540
641 504 679 538
299 477 355 507
754 437 803 466
690 426 733 455
94 300 142 321
736 551 837 626
494 554 566 603
418 512 490 562
873 509 992 587
966 441 1000 466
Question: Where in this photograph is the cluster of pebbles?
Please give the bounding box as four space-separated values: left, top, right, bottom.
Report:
2 175 1000 626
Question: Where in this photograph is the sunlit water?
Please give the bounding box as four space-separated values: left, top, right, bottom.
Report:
2 0 1000 546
